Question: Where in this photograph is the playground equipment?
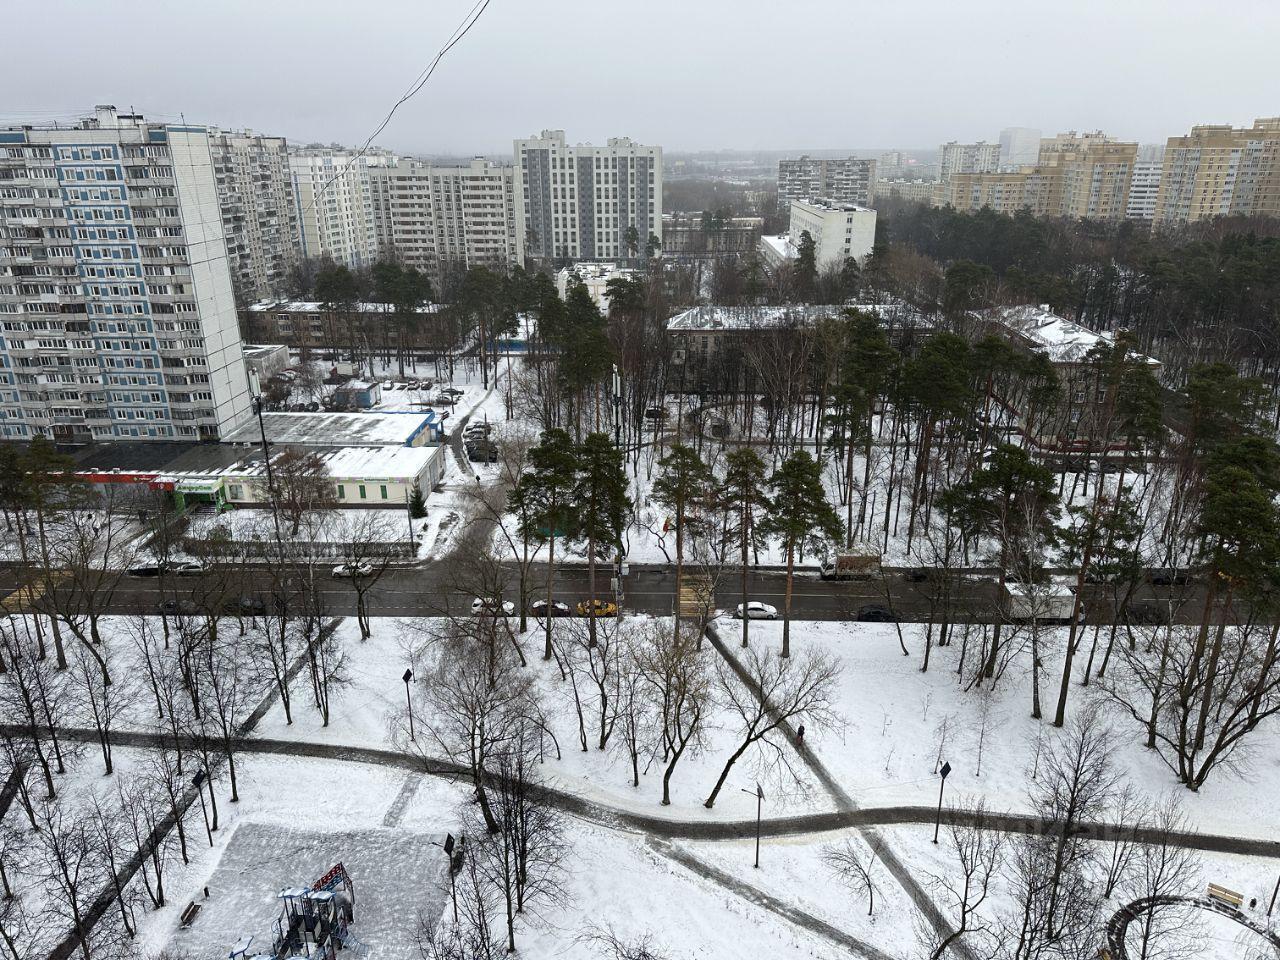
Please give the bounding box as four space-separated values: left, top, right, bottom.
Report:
228 863 368 959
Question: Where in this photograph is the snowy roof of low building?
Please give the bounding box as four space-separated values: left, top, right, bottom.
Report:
981 305 1159 367
759 234 796 260
795 197 874 213
221 411 436 448
247 299 441 314
667 301 929 332
242 344 288 359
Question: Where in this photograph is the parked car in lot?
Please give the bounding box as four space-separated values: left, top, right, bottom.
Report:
172 561 205 577
856 603 897 622
472 597 516 617
576 598 618 618
901 568 930 583
157 598 199 616
467 440 498 463
332 562 375 578
129 564 164 578
444 387 465 398
530 600 572 618
643 406 667 420
733 601 778 620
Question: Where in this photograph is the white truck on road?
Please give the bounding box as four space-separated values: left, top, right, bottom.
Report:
1003 581 1077 623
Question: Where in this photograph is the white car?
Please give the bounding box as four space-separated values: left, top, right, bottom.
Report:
332 562 374 578
472 597 516 617
171 561 205 577
734 601 779 620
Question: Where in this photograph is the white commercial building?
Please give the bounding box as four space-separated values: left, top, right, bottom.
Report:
554 262 640 311
290 148 391 270
208 129 299 301
0 105 254 442
999 127 1042 170
939 141 1001 179
513 130 662 262
782 198 877 270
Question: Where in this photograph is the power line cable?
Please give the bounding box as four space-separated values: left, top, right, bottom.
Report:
302 0 492 217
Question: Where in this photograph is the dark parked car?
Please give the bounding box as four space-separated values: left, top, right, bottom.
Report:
901 568 930 583
530 600 572 618
128 564 164 578
1150 570 1192 587
157 598 199 616
467 441 498 463
856 604 897 623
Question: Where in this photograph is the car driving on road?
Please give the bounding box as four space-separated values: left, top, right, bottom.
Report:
472 597 516 617
733 601 779 620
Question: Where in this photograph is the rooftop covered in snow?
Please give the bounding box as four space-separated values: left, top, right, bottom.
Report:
220 411 439 448
667 302 930 332
980 305 1160 367
246 299 441 314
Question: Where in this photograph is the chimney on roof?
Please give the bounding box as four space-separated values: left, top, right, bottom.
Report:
93 105 118 128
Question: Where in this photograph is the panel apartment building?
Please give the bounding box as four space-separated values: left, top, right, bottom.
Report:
1154 117 1280 225
290 147 392 270
513 130 662 262
938 132 1137 221
209 128 299 301
372 157 518 279
777 155 876 207
0 106 253 442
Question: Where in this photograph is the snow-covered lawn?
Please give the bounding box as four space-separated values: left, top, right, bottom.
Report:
253 616 830 822
731 618 1280 842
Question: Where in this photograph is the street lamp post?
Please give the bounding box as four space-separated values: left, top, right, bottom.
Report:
192 768 214 847
933 761 952 843
432 834 459 924
402 668 415 742
1269 870 1279 917
740 784 764 868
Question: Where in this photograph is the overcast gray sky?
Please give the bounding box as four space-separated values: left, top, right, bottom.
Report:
4 0 1278 155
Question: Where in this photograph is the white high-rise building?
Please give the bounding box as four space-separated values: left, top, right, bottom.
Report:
208 129 299 301
938 141 1001 180
0 106 253 442
373 157 518 279
289 148 391 269
513 130 662 262
999 127 1041 169
1126 146 1165 220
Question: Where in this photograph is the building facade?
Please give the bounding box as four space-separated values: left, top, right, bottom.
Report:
374 157 517 279
208 129 299 302
660 213 763 254
513 130 662 262
938 141 1001 180
1153 117 1280 226
765 198 876 270
777 156 876 208
870 179 939 206
289 148 389 270
938 132 1136 221
554 262 641 311
1125 148 1164 220
0 105 253 442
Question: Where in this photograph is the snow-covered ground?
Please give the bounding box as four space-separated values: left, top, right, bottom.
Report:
731 618 1280 842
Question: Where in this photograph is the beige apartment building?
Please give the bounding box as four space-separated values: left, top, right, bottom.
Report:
1153 117 1280 225
937 132 1136 221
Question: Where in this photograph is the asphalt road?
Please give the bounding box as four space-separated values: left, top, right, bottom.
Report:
0 561 1215 624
